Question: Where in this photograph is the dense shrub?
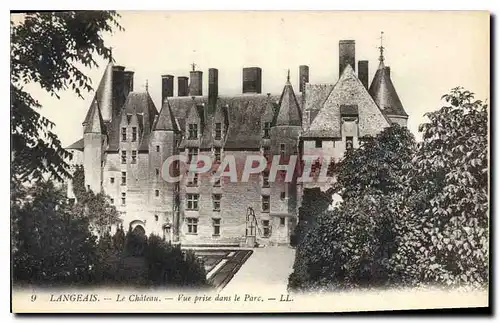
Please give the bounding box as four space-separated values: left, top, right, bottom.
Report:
288 88 489 292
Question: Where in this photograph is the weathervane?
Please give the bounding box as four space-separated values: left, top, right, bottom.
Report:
145 79 149 92
109 46 113 62
378 31 385 63
287 69 290 83
191 62 197 71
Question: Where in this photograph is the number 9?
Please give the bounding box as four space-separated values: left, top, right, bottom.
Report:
30 294 36 302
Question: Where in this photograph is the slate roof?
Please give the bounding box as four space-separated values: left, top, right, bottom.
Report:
275 78 302 126
84 99 106 134
66 137 84 151
84 61 113 124
303 64 390 138
168 93 302 150
369 62 408 117
106 92 159 152
153 99 179 132
303 83 335 123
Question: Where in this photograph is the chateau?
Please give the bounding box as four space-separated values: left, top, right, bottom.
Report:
66 39 408 247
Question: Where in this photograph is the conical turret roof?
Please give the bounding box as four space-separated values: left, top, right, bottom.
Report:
368 61 408 117
275 70 302 126
84 99 106 134
154 98 179 132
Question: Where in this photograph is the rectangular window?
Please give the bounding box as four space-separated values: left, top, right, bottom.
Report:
280 217 286 226
280 143 286 158
110 177 115 184
315 139 322 148
262 220 270 237
186 218 198 234
262 195 270 213
280 191 286 200
155 168 160 179
156 145 160 152
188 123 198 139
263 146 271 162
121 172 126 185
155 189 159 197
215 123 222 140
213 175 221 187
110 198 114 205
262 170 270 188
132 127 137 142
346 136 354 151
214 147 221 162
121 127 127 141
121 192 126 205
187 173 198 187
213 194 221 211
121 151 127 164
263 122 271 139
131 150 137 164
188 148 198 163
213 218 221 236
186 193 199 210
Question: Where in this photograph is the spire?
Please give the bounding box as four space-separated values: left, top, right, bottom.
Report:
153 98 179 132
145 79 149 92
275 71 302 126
109 46 113 63
368 37 408 118
88 60 114 122
378 31 385 69
84 99 106 134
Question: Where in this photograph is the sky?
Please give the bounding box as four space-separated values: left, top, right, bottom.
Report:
22 11 490 147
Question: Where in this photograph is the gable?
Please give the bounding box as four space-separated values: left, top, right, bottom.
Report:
305 65 390 138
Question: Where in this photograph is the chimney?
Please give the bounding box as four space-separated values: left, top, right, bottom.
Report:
242 67 262 94
358 60 369 90
123 71 134 95
339 40 356 76
189 70 203 96
178 76 189 97
299 65 309 93
161 74 174 103
112 66 126 116
208 68 218 114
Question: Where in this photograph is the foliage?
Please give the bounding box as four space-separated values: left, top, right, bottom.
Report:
391 87 489 288
288 88 489 292
290 188 332 247
12 181 98 286
289 124 416 291
145 235 208 288
71 166 121 236
11 11 122 183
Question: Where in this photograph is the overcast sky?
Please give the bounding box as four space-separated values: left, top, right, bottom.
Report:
23 11 489 147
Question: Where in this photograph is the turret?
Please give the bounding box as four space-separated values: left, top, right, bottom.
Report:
83 99 106 193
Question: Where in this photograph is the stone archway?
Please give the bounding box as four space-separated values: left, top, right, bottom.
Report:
128 220 147 256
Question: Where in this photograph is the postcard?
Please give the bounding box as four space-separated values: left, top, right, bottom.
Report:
10 10 490 313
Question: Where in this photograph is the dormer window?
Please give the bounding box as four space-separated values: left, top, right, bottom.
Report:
132 127 137 142
263 122 271 139
188 123 198 139
121 127 127 141
215 123 222 140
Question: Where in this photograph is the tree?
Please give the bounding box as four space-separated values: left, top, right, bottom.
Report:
289 124 417 291
391 87 489 288
71 166 121 236
12 181 98 286
290 188 332 247
11 11 122 183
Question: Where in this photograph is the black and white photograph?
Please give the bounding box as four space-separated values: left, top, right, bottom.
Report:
9 10 490 313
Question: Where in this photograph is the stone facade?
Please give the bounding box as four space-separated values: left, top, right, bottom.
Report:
66 39 409 247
